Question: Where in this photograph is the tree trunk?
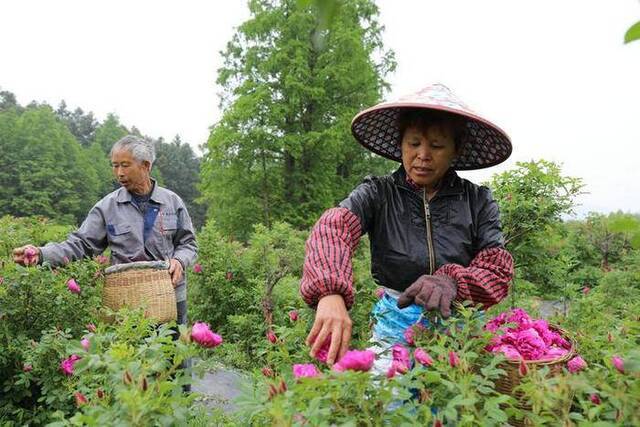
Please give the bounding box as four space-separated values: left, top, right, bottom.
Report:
261 268 289 327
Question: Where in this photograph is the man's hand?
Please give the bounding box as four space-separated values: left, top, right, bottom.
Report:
168 259 184 288
13 245 41 266
306 294 352 366
396 275 458 318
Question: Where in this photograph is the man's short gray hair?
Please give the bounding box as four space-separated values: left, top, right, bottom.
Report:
110 135 156 167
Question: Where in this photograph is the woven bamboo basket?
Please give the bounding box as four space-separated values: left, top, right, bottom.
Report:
494 325 576 427
102 261 177 323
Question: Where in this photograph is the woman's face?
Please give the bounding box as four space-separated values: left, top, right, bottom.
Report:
401 123 457 190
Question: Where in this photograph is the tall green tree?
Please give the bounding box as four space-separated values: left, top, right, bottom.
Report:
0 89 21 112
201 0 395 239
0 105 102 224
487 160 583 294
567 212 640 271
155 135 206 229
94 113 128 154
55 101 99 147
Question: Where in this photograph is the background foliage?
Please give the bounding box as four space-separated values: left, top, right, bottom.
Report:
1 0 640 424
199 0 396 239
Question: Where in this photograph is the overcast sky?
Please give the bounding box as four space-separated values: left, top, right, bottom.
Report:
2 1 639 215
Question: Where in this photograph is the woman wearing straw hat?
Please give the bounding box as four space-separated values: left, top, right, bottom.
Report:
300 84 514 371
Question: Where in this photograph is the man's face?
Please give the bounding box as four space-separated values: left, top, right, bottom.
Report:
111 149 151 194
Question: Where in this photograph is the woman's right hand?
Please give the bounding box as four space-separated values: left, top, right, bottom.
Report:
13 245 40 266
306 294 352 366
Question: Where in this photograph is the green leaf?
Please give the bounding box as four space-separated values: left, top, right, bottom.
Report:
624 20 640 44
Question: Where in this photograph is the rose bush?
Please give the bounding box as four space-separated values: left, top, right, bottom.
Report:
0 216 225 425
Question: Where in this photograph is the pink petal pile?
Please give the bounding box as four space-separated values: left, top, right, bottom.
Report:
485 308 572 362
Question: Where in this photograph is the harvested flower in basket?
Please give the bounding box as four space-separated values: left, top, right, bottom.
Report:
485 308 572 361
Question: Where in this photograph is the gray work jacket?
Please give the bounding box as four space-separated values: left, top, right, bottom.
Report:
39 182 198 302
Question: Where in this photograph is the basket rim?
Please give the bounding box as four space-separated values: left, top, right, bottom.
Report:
104 260 170 275
491 324 577 366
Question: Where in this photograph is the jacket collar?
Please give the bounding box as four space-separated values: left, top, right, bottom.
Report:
116 179 164 204
392 166 464 197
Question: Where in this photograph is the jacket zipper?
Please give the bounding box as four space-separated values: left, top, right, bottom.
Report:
423 188 436 274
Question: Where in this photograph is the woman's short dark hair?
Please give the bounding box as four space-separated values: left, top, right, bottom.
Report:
397 108 467 152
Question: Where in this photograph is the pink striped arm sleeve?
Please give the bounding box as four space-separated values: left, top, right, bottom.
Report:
435 247 514 309
300 207 362 310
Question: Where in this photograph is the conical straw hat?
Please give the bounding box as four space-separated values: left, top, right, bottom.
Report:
351 84 512 170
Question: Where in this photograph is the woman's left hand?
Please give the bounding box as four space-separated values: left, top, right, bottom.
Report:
168 259 183 287
397 275 458 317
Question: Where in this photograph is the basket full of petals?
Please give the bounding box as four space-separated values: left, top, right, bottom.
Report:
485 308 577 425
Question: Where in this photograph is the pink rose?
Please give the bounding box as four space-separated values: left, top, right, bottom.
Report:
74 391 88 407
519 360 529 376
551 333 571 350
266 330 277 344
539 346 569 361
193 264 203 273
24 247 38 263
293 363 320 379
403 323 425 346
386 359 409 378
513 328 547 360
567 356 587 373
530 319 553 342
414 348 434 366
386 365 398 379
590 393 601 405
332 350 375 372
448 351 460 368
191 322 223 348
60 354 81 376
267 380 287 398
404 326 415 346
375 288 385 299
314 336 331 363
484 312 507 332
493 344 523 360
392 344 410 366
95 255 109 265
67 278 81 294
81 338 90 351
288 310 299 322
612 355 624 373
506 308 532 329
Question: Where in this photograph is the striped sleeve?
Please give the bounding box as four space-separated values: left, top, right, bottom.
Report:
434 247 514 309
300 207 362 310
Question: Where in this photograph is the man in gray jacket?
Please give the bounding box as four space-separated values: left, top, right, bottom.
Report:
13 135 198 327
